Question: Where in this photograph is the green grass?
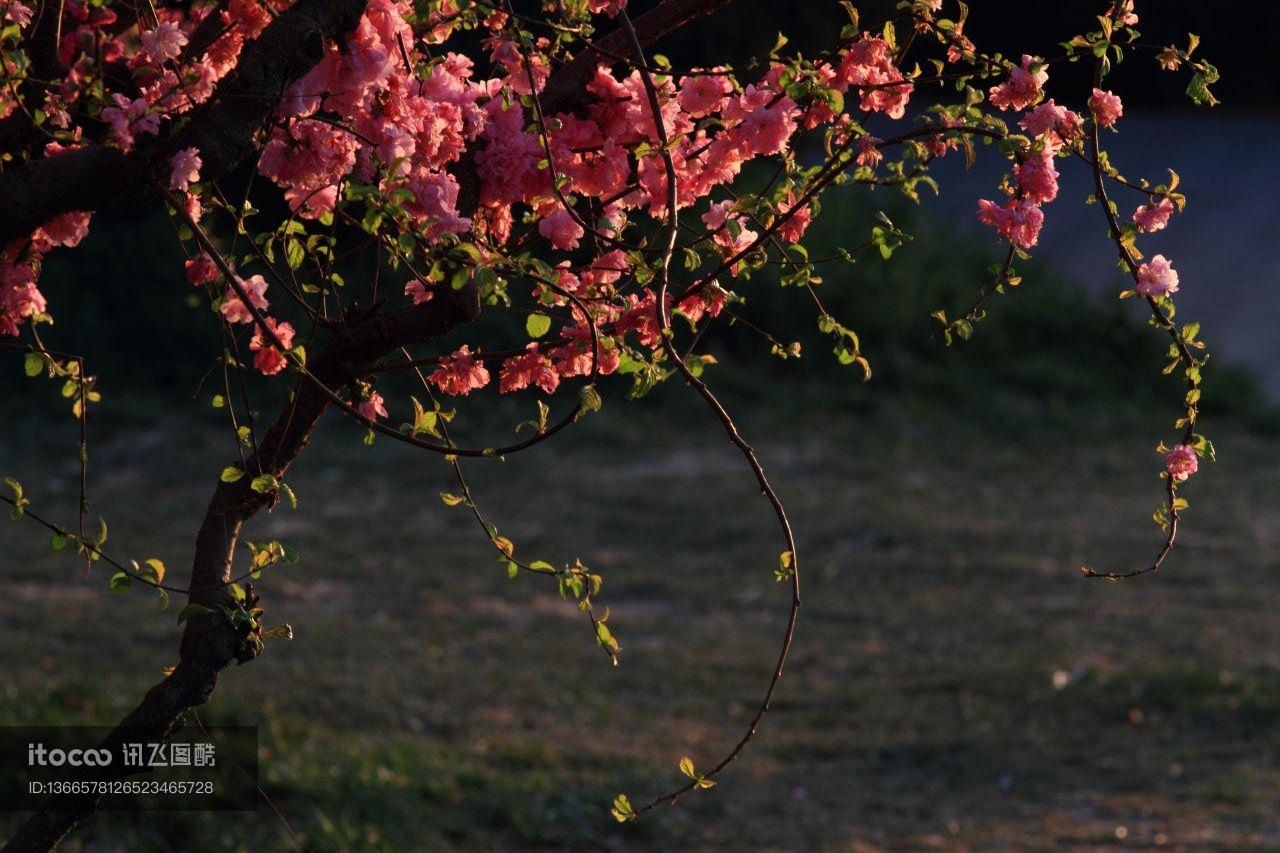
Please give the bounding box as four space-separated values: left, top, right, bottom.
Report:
2 172 1276 849
1 383 1278 849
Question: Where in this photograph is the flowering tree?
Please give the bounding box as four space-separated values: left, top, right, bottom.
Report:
0 0 1219 846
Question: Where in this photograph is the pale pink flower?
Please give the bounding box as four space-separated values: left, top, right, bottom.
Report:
169 147 202 192
587 0 626 16
357 391 388 421
1135 255 1179 297
775 191 812 244
405 278 434 304
1089 88 1123 128
678 70 732 118
141 21 188 62
220 275 269 324
989 55 1047 111
32 211 91 250
1164 444 1198 482
702 200 732 231
4 2 33 26
101 95 160 152
1107 1 1138 26
429 345 491 395
1014 150 1059 205
1018 100 1083 145
499 343 560 394
1134 197 1174 233
855 135 884 168
538 208 585 250
977 198 1045 249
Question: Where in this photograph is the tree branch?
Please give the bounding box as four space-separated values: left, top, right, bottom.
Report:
0 0 369 245
2 285 480 853
539 0 733 115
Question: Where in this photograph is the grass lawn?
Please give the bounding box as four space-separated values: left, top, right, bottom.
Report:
1 381 1277 851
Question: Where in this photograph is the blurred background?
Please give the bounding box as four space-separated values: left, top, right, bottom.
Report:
1 2 1278 849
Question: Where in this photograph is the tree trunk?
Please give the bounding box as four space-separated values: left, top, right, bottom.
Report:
3 285 479 852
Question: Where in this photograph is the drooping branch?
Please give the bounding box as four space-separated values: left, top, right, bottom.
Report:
2 284 480 853
0 0 370 245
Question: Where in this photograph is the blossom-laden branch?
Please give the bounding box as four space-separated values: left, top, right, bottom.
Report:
1 0 1225 845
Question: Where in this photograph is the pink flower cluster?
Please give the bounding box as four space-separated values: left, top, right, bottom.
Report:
1164 444 1198 482
1 210 90 336
989 56 1047 111
1136 255 1179 298
1134 197 1174 233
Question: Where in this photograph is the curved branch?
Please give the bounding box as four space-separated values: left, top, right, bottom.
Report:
2 278 479 853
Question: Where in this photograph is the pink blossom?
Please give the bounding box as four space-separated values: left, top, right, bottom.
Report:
499 343 560 394
538 208 585 250
1089 88 1123 128
1164 444 1198 482
855 136 883 168
677 285 727 325
1134 197 1174 233
678 70 732 118
32 212 91 250
1018 100 1083 145
989 55 1047 111
5 2 33 26
1014 150 1059 205
722 85 798 155
405 278 434 304
833 36 913 119
548 338 620 377
586 0 626 16
702 201 732 231
977 198 1045 249
775 192 812 244
169 147 202 192
220 275 269 324
357 391 388 421
1135 255 1179 297
614 291 663 347
429 345 491 395
249 318 295 375
141 21 188 62
0 261 45 336
101 95 160 152
186 253 220 285
1107 1 1138 26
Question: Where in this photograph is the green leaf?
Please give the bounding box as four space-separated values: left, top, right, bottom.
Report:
142 557 166 584
220 466 244 483
250 474 278 494
526 313 552 339
109 571 132 594
176 603 215 624
577 385 602 417
610 794 636 823
679 756 696 779
440 492 465 506
23 352 43 377
776 550 796 582
263 623 294 640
